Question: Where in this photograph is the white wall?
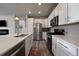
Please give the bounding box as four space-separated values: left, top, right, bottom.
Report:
27 18 34 34
34 18 48 40
0 16 15 36
34 18 48 27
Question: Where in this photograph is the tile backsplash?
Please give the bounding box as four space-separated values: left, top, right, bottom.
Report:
50 23 79 47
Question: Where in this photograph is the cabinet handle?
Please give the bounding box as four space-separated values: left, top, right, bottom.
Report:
67 16 70 21
58 42 69 49
30 40 31 44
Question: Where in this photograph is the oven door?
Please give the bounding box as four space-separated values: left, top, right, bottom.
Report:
47 35 52 52
0 29 9 35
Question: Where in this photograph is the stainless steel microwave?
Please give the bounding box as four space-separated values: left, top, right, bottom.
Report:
50 16 59 26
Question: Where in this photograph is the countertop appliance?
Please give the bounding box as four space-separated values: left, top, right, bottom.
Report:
33 23 42 41
0 20 7 27
50 16 58 26
0 29 9 35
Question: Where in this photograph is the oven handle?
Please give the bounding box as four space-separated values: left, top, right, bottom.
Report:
57 42 69 49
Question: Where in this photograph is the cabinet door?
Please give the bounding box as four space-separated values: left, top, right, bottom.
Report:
58 3 68 25
55 39 77 56
25 34 33 56
68 3 79 23
78 48 79 56
47 8 55 27
54 4 59 17
55 42 71 56
52 36 57 55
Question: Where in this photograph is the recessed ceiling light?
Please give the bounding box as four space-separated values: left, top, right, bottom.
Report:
15 16 19 20
29 11 31 14
38 3 41 6
38 11 41 14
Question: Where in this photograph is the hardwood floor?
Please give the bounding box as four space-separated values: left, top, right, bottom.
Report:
29 40 53 56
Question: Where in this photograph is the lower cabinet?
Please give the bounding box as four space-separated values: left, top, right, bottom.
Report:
52 35 57 55
78 48 79 56
2 40 25 56
2 34 33 56
14 43 25 56
55 42 77 56
25 34 33 56
52 36 78 56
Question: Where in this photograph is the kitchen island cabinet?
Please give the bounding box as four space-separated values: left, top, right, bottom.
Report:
0 34 33 56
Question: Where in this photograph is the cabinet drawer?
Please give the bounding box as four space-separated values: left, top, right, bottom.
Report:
56 39 77 56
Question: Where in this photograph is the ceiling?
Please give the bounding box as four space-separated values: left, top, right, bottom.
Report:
0 3 57 18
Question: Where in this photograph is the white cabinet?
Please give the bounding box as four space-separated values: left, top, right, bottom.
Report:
68 3 79 23
78 48 79 56
58 3 79 24
25 34 33 56
52 35 78 56
54 4 59 17
55 39 77 56
55 42 72 56
48 3 68 26
52 35 57 55
47 8 55 27
48 3 79 26
58 3 68 25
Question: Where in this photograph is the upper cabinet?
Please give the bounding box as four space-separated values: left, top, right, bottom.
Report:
47 5 57 27
48 3 79 26
58 3 68 25
59 3 79 25
54 4 59 17
68 3 79 23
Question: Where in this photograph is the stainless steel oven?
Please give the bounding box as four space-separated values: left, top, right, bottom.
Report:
0 29 9 35
47 32 53 54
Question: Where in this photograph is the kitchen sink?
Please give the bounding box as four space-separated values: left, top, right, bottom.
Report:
14 34 28 37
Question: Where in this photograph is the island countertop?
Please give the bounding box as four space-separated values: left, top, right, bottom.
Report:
0 34 32 56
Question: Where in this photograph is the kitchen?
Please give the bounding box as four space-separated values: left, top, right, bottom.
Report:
0 3 79 56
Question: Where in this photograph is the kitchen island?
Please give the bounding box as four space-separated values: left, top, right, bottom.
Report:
0 34 33 56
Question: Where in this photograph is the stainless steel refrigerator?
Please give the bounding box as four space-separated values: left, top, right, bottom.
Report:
33 23 42 41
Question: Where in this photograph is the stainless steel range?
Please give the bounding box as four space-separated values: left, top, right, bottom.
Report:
47 32 53 53
47 29 65 54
